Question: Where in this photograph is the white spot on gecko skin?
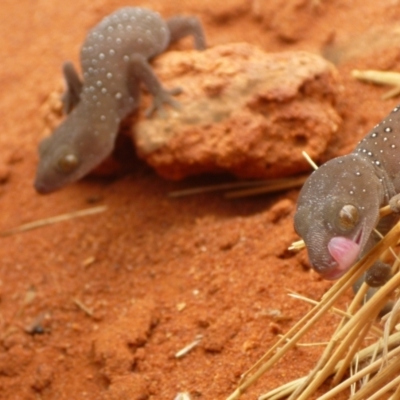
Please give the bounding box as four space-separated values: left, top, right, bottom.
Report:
350 190 354 194
116 37 122 44
99 53 105 60
109 49 115 56
375 161 381 166
371 132 377 138
101 88 107 94
115 92 122 99
384 137 388 141
385 127 392 133
96 80 102 87
107 72 113 79
356 172 361 176
392 144 396 148
100 115 106 121
393 107 399 112
123 55 129 62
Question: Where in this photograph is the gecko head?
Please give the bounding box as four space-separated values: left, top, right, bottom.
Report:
34 136 82 194
294 155 383 280
34 107 118 194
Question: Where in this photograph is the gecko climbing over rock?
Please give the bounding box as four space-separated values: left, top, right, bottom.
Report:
294 104 400 287
34 7 206 194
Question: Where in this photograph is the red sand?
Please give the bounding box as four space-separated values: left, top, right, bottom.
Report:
1 1 400 399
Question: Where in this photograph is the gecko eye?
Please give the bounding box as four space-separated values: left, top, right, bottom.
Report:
57 153 79 173
336 204 359 232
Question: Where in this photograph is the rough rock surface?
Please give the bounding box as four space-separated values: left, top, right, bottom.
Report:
134 42 341 180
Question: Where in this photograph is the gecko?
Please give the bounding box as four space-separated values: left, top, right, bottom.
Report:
294 104 400 287
34 7 206 194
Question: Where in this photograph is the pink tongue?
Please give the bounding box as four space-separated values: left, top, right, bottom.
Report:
328 236 361 275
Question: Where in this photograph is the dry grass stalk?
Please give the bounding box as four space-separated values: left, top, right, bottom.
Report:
0 205 107 236
225 175 308 198
258 378 306 400
390 379 400 400
258 297 400 400
227 220 400 400
292 263 400 400
278 278 400 399
301 150 318 170
73 298 94 317
352 69 400 99
171 150 315 200
351 358 400 400
168 175 308 199
168 180 268 197
319 337 400 400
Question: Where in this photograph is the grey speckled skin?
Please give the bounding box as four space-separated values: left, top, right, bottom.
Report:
294 105 400 286
35 7 206 194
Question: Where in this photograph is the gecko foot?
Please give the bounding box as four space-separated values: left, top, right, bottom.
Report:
389 193 400 213
365 260 392 287
145 87 182 118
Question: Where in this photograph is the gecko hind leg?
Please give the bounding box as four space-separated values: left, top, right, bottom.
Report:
166 16 207 50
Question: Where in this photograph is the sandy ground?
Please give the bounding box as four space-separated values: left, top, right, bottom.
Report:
1 0 400 399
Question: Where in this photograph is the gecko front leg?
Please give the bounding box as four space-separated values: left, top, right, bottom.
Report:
61 61 83 114
128 54 181 118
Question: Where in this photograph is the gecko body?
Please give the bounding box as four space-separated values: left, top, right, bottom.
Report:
34 7 205 193
294 105 400 281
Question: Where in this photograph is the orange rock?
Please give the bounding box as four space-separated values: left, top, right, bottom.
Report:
134 43 341 180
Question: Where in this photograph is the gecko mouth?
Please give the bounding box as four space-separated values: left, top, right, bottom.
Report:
322 228 364 280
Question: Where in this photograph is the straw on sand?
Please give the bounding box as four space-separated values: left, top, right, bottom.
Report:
227 210 400 400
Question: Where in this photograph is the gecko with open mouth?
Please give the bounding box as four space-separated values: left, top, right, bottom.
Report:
34 7 206 194
294 104 400 286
